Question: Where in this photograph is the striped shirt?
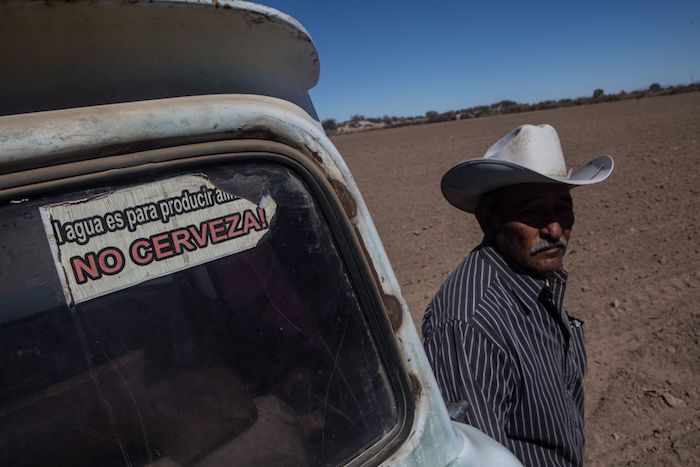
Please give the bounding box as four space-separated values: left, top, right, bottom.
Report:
422 242 586 467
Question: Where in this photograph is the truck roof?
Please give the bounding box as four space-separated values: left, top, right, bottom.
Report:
0 0 320 118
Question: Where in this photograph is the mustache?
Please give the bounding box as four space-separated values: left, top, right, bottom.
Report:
531 237 568 255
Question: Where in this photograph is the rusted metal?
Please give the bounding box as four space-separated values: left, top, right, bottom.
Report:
409 373 422 399
382 293 403 332
329 178 357 219
0 1 523 461
307 146 324 165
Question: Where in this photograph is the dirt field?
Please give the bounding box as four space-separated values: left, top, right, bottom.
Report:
332 93 700 466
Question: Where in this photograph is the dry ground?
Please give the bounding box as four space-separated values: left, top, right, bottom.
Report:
332 93 700 466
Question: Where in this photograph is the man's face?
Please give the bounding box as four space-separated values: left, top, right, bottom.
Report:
486 184 574 278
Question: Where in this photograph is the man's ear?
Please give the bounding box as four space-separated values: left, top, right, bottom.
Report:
475 193 504 241
475 201 496 240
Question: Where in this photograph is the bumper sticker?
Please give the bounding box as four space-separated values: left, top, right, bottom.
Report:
40 174 277 305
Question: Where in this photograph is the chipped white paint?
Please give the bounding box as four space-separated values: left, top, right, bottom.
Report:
0 93 520 466
0 0 520 462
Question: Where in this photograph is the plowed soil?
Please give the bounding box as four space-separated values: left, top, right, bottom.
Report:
332 92 700 466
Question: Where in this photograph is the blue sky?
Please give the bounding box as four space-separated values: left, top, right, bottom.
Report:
262 1 700 121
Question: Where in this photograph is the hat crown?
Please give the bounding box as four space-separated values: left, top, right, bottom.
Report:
484 124 568 178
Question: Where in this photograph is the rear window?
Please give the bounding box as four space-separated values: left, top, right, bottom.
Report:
0 162 401 466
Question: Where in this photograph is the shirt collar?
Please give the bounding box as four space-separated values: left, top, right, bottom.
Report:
478 241 568 313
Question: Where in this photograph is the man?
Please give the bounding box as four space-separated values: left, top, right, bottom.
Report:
422 124 614 466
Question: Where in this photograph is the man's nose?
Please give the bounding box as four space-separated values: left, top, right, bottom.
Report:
540 220 563 239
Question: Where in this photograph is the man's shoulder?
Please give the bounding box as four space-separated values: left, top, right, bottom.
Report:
425 245 516 325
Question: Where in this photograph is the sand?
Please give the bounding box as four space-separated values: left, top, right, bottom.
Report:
332 92 700 465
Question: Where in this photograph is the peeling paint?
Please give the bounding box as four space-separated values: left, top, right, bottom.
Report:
409 373 422 399
306 146 323 165
0 92 522 467
383 293 403 332
329 178 357 219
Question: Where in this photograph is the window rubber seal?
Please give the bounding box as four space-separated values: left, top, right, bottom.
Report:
0 139 414 467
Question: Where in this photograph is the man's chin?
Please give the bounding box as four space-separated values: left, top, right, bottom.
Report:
530 251 565 275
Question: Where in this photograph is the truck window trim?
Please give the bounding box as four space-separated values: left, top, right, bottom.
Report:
0 140 414 466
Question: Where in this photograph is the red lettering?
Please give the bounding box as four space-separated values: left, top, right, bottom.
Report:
242 209 262 234
152 233 174 260
171 229 195 255
209 218 227 244
257 207 268 229
70 247 124 284
189 223 209 248
70 253 101 284
130 239 153 265
226 213 243 238
97 247 124 274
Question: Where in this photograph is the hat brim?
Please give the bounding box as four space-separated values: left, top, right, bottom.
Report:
441 154 614 212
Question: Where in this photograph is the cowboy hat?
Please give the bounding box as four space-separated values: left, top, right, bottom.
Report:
441 124 614 212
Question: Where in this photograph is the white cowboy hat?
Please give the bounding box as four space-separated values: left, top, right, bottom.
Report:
441 124 614 212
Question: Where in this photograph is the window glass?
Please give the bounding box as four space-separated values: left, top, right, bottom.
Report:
0 162 398 466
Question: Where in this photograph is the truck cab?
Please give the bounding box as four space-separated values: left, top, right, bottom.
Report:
0 1 521 465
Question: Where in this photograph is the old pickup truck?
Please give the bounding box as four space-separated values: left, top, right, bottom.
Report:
0 1 521 465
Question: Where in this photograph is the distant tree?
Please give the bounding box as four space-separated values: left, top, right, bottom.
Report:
472 105 490 117
349 114 365 122
382 115 393 125
321 118 337 131
425 110 439 123
592 88 605 99
442 111 457 121
492 100 521 114
649 82 661 92
535 100 557 110
494 99 517 108
557 98 574 106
